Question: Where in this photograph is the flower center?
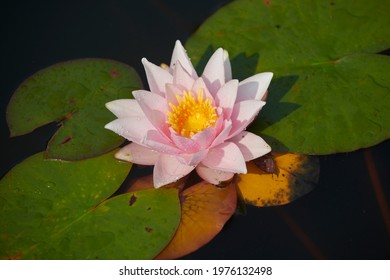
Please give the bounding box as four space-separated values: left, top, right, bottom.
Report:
166 89 218 138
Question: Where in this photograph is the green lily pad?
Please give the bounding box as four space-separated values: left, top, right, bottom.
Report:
0 151 181 259
186 0 390 154
6 59 142 160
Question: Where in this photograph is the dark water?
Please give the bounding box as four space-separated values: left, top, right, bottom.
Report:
1 0 389 259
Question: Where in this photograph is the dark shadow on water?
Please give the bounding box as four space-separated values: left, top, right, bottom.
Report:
110 163 154 197
0 122 58 178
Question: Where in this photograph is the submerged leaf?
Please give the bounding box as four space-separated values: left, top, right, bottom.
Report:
236 153 319 207
156 181 237 259
186 0 390 154
0 151 180 259
6 59 142 160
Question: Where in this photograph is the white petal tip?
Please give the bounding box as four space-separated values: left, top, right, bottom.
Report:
104 102 112 110
175 40 184 48
114 150 133 162
223 49 229 58
104 122 112 130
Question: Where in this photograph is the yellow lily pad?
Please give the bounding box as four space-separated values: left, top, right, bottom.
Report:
156 180 237 259
236 152 319 206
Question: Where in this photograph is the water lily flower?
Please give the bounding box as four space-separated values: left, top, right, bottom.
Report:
105 41 273 188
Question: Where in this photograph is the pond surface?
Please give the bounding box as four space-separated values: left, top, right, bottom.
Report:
1 0 389 259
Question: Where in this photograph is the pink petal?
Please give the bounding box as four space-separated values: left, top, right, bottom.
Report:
173 60 196 90
196 163 234 185
104 117 154 144
201 142 247 174
169 40 198 79
191 126 216 149
213 109 224 135
142 130 182 154
115 143 159 165
228 100 266 139
229 131 271 161
170 130 201 153
153 154 195 188
202 48 225 94
223 49 232 82
105 99 143 118
132 90 170 138
191 77 215 104
165 83 183 107
214 79 238 119
142 58 173 96
236 72 273 102
176 149 209 166
211 119 232 148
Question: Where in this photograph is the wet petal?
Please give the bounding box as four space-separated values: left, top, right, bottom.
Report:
236 72 273 102
196 163 235 185
142 58 173 96
229 131 271 161
211 119 232 148
115 143 159 165
223 49 232 82
170 40 198 79
201 142 246 173
105 99 143 118
165 83 183 107
142 130 182 154
170 130 201 153
173 60 196 90
153 154 195 188
202 48 225 94
191 77 215 104
191 126 216 150
132 90 170 137
177 150 209 166
104 117 154 144
214 79 238 119
229 100 266 139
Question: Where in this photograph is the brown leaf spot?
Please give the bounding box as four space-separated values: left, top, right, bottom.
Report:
60 136 72 145
145 227 153 233
264 0 271 6
216 31 224 37
9 252 23 260
110 69 119 77
129 194 137 206
63 112 73 120
254 155 275 173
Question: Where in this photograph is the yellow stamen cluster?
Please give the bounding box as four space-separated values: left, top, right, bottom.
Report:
166 89 218 138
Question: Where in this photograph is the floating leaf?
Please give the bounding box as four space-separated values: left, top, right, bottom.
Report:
0 151 181 259
126 174 186 192
186 0 390 154
6 59 142 160
236 153 319 207
156 181 237 259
